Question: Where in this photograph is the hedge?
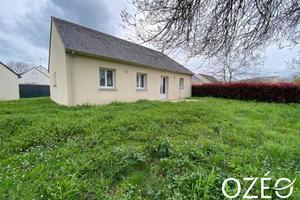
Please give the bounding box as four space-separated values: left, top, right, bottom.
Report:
192 82 300 103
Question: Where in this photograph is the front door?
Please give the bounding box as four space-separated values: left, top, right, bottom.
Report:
160 76 168 99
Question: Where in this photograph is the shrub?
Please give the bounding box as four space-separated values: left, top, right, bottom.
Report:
192 82 300 103
294 77 300 83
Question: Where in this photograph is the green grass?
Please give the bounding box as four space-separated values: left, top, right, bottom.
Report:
0 97 299 199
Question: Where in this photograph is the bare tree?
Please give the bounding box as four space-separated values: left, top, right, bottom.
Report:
122 0 300 58
288 51 300 72
207 50 264 82
6 61 32 74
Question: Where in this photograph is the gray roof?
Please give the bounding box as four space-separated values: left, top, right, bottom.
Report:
193 73 218 83
51 17 193 75
36 65 49 75
20 67 49 78
192 76 203 83
198 74 218 82
0 61 20 78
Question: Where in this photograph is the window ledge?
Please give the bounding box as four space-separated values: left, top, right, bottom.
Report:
98 87 118 91
136 88 147 91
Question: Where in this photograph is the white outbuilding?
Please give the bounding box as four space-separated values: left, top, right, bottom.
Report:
19 66 49 85
0 61 20 100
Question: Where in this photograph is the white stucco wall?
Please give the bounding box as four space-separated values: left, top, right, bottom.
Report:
49 21 70 105
69 55 192 105
0 63 19 100
19 68 49 85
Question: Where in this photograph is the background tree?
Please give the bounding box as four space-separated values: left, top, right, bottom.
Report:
206 50 264 82
122 0 300 58
289 51 300 72
289 51 300 82
6 61 32 74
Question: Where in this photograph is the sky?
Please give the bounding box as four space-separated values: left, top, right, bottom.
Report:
0 0 299 79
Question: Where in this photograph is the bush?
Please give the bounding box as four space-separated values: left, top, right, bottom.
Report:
192 82 300 103
294 77 300 83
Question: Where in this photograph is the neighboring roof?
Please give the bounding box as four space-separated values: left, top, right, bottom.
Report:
192 76 203 83
240 76 289 83
51 17 194 75
0 61 20 78
193 73 218 83
36 65 49 75
20 67 49 78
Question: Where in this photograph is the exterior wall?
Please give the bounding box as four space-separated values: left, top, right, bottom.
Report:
19 68 50 85
69 55 192 105
0 63 19 100
49 21 70 105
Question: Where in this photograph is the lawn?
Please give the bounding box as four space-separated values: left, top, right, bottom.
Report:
0 97 299 199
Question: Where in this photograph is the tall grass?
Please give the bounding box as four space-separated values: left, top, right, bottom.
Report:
0 97 299 199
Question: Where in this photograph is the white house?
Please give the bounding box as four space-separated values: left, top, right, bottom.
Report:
192 73 219 84
49 17 194 106
36 66 49 76
0 61 20 100
19 66 49 85
240 76 289 83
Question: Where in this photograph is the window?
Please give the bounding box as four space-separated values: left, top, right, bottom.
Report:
136 73 146 90
179 78 184 89
100 68 115 88
53 72 57 87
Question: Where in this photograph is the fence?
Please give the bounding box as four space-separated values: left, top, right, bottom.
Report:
19 84 50 98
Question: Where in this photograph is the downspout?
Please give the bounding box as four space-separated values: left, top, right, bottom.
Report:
178 77 181 99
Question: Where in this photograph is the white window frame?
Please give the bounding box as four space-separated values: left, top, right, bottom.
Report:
99 68 116 89
179 78 184 89
136 73 147 90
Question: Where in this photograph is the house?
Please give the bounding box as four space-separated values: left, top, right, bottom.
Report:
0 61 20 100
192 73 219 84
240 76 289 83
19 66 49 85
49 17 194 106
18 66 50 98
36 66 49 77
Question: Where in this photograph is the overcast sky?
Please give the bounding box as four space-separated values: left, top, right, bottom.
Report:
0 0 299 78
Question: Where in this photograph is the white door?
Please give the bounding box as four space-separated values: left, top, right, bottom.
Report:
160 76 168 99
